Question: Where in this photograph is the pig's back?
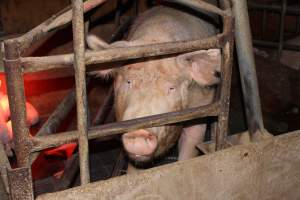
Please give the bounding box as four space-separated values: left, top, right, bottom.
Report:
128 6 216 44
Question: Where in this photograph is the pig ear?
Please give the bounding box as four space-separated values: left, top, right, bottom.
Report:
86 34 110 50
176 49 221 86
86 34 130 77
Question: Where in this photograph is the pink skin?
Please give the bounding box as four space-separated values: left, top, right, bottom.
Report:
122 129 158 161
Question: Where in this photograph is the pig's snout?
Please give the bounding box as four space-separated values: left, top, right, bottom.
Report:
122 129 157 162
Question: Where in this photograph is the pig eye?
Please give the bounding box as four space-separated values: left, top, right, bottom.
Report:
126 80 132 88
168 86 176 93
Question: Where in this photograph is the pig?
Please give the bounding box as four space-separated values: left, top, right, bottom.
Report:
87 5 221 163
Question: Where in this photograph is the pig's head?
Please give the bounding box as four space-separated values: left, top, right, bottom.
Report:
87 35 221 162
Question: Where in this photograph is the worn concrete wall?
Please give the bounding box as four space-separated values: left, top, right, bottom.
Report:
37 131 300 200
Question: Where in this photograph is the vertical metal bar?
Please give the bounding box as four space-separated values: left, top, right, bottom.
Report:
296 16 300 34
215 0 233 150
216 41 233 150
72 0 90 184
115 0 122 26
262 10 267 40
232 0 264 135
134 0 139 17
7 167 34 200
3 40 31 167
278 0 287 57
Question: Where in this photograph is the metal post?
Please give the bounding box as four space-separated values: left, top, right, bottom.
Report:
72 0 90 184
232 0 264 135
3 40 31 167
278 0 287 57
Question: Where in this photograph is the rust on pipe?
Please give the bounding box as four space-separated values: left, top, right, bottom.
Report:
3 40 31 167
163 0 226 16
216 41 233 150
0 143 11 194
7 167 34 200
31 102 220 152
29 15 129 165
72 0 91 185
72 0 90 185
21 34 224 72
215 8 234 150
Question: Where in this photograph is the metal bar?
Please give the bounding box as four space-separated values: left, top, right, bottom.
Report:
214 0 233 150
72 0 90 185
163 0 227 16
21 34 225 72
115 0 122 26
3 40 31 167
7 167 34 200
31 102 220 152
278 0 287 57
30 16 131 165
262 10 267 39
216 36 234 149
92 86 114 125
29 78 91 165
253 39 300 51
248 2 300 15
0 143 10 194
232 0 264 135
15 0 107 55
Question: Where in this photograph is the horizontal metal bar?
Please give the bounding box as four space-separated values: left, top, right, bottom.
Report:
31 102 220 152
248 2 300 15
0 143 10 195
253 40 300 51
21 34 225 73
163 0 227 16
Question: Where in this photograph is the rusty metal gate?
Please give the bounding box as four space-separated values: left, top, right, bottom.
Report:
0 0 284 199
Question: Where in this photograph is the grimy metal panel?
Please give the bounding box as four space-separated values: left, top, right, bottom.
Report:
36 131 300 200
1 0 236 199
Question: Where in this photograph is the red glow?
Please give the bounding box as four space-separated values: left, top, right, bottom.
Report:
44 143 77 158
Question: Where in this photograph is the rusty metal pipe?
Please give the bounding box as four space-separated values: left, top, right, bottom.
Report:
0 143 10 194
232 0 264 134
163 0 226 16
21 34 224 72
30 16 131 165
3 40 31 167
72 0 90 185
278 0 287 57
31 102 220 152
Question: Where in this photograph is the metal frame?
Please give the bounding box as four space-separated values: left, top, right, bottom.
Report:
1 0 234 199
248 0 300 54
